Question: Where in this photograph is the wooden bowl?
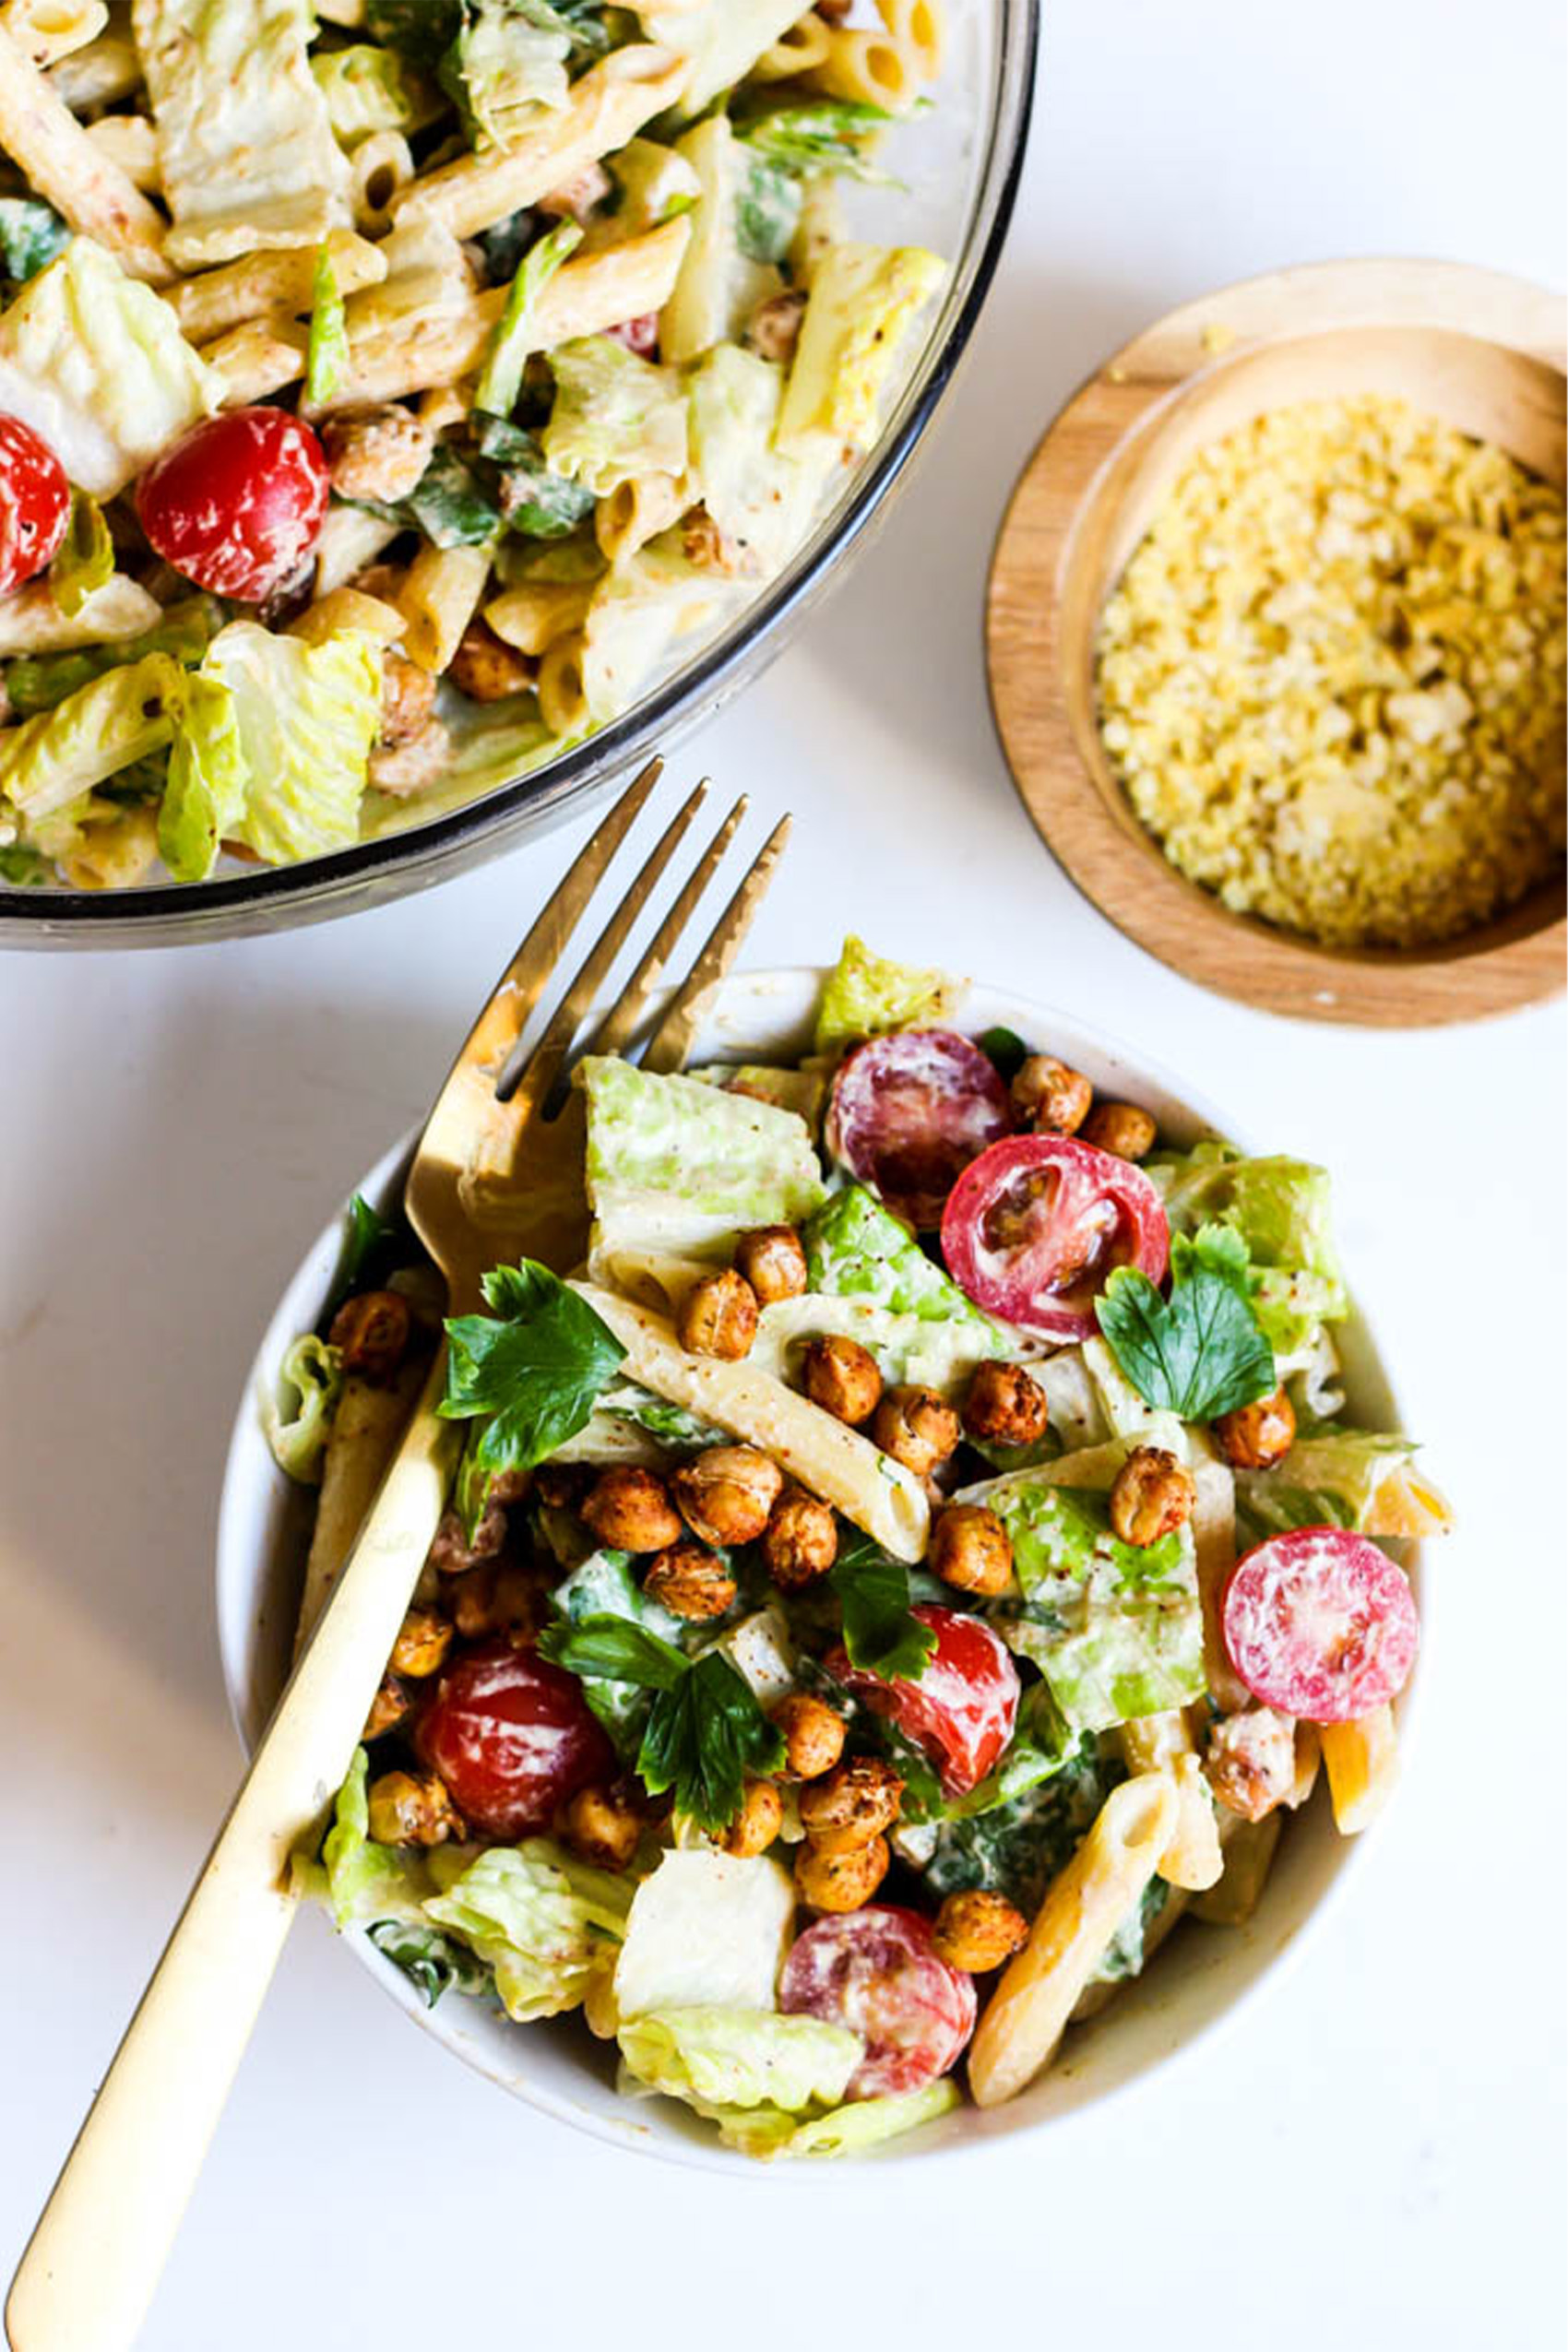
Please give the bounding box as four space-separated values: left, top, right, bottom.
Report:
987 260 1566 1025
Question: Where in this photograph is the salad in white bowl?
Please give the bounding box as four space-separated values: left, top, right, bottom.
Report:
234 942 1449 2160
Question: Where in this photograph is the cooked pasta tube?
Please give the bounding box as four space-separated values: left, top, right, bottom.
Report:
1189 1430 1251 1711
84 110 158 190
1321 1705 1398 1834
167 230 386 342
572 1280 932 1562
595 471 687 565
418 384 470 434
968 1772 1180 2107
1 0 107 67
1288 1719 1322 1809
313 505 402 598
288 586 407 648
350 129 414 234
57 802 159 887
44 23 135 107
536 630 589 734
1068 1883 1192 2024
1192 1810 1282 1926
1120 1715 1224 1892
484 581 596 659
875 0 946 77
0 24 172 280
751 13 832 79
807 24 919 109
202 315 312 406
294 1359 426 1656
398 544 491 674
390 46 687 240
0 575 160 655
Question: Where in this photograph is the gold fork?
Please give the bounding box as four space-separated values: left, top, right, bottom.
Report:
6 759 790 2352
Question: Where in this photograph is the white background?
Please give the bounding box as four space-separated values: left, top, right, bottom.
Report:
3 2 1564 2345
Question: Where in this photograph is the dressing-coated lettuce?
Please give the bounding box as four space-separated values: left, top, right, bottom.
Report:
441 0 572 148
541 335 688 496
0 655 183 824
1148 1142 1348 1356
422 1840 633 2021
686 342 833 577
311 43 445 142
619 2005 861 2111
776 243 944 457
292 1748 435 1929
263 1333 343 1485
804 1184 1002 1338
814 933 965 1052
1236 1429 1453 1540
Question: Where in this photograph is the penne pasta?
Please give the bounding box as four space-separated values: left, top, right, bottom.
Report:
1189 1431 1252 1711
875 0 946 78
968 1773 1181 2107
44 24 136 108
294 1360 426 1657
201 313 312 406
1192 1810 1283 1926
751 13 833 80
0 0 107 68
535 629 589 734
398 544 491 675
0 24 172 280
83 110 159 192
287 586 407 649
349 128 414 235
806 24 920 110
0 574 160 655
167 229 386 343
1120 1713 1224 1892
1321 1705 1399 1834
595 471 689 566
484 581 596 659
312 506 402 599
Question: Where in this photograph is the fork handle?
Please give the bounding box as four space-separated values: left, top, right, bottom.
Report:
6 1357 460 2352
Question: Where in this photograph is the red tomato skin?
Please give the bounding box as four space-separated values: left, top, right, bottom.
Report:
826 1029 1012 1229
413 1638 614 1838
0 413 71 594
829 1605 1020 1799
135 407 328 600
941 1133 1170 1340
780 1905 977 2097
604 312 659 356
1222 1529 1419 1722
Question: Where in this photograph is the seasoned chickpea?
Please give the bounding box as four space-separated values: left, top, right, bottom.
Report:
795 1834 890 1912
733 1224 809 1306
800 1332 883 1425
378 648 437 748
368 716 451 798
450 1561 542 1642
564 1781 642 1871
671 1446 782 1547
870 1385 960 1478
963 1359 1050 1447
929 1504 1014 1598
367 1768 464 1847
1109 1445 1197 1547
319 403 434 505
582 1466 683 1552
448 619 535 703
745 287 808 363
797 1755 904 1853
643 1542 737 1621
676 1266 758 1360
1079 1101 1158 1161
362 1669 412 1740
390 1605 453 1678
1011 1054 1093 1136
1204 1707 1297 1823
723 1778 785 1858
1211 1385 1296 1470
761 1489 838 1590
931 1889 1029 1972
771 1693 846 1780
328 1289 412 1384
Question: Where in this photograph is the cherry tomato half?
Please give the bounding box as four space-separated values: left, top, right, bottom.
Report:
826 1029 1012 1229
1222 1528 1419 1722
0 413 71 595
413 1638 613 1837
135 407 328 601
940 1133 1170 1341
829 1604 1020 1799
780 1905 977 2097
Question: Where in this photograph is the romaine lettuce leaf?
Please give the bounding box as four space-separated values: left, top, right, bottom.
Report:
814 933 965 1051
292 1748 435 1929
614 1849 794 2018
1147 1142 1348 1344
0 196 69 286
422 1838 633 2021
659 114 781 364
305 244 350 406
921 1735 1111 1914
0 655 183 824
48 493 113 619
311 43 445 142
804 1183 1003 1337
776 243 945 457
541 335 688 496
618 2005 861 2111
697 2076 961 2159
1236 1429 1452 1540
2 600 221 719
263 1333 343 1484
439 0 572 150
688 1061 830 1128
685 342 833 577
644 0 805 118
476 220 582 419
576 533 730 724
591 137 701 250
0 237 223 495
549 1544 690 1754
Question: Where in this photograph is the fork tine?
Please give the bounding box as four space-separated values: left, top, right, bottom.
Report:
580 790 748 1064
642 814 792 1075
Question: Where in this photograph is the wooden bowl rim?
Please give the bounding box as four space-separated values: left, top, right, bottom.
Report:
986 256 1567 1027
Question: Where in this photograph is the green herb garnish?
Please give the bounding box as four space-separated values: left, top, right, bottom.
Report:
1095 1221 1275 1420
830 1532 936 1683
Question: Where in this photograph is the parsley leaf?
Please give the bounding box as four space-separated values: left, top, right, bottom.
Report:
441 1260 625 1497
735 100 900 185
976 1025 1028 1084
537 1614 687 1689
1095 1221 1275 1420
830 1532 936 1682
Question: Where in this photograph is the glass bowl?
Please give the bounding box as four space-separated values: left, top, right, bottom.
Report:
2 3 1039 949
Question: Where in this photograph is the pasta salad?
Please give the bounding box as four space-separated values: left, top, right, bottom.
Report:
0 3 948 890
281 938 1449 2157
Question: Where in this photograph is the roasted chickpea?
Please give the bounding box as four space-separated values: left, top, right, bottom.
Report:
870 1384 960 1478
643 1541 737 1621
676 1266 758 1360
1010 1054 1093 1136
564 1781 643 1871
535 1462 590 1510
962 1359 1050 1448
428 1502 507 1575
319 404 434 505
1204 1707 1297 1823
390 1605 453 1678
671 1445 782 1547
378 648 438 748
797 1755 904 1853
1079 1101 1158 1161
931 1889 1029 1972
800 1332 883 1426
450 1561 543 1642
362 1669 412 1740
929 1503 1015 1598
367 1768 464 1847
582 1466 683 1552
328 1289 412 1384
795 1833 890 1912
1211 1385 1296 1470
733 1224 809 1306
745 288 808 362
761 1489 838 1590
1109 1445 1197 1547
771 1692 846 1780
723 1778 785 1858
448 619 535 703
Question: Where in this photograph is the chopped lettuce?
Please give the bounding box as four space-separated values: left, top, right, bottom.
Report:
3 600 221 719
0 238 223 496
699 2076 961 2159
576 533 730 724
438 0 572 148
365 1919 493 2007
1236 1429 1453 1541
1148 1142 1348 1355
777 243 945 457
689 1061 830 1129
814 933 966 1052
0 656 183 824
645 0 804 119
305 244 350 405
685 342 834 577
263 1333 344 1484
614 1849 794 2018
921 1736 1111 1914
591 137 702 251
804 1184 1004 1338
659 115 782 363
476 220 582 420
750 1291 1003 1405
0 196 69 286
292 1748 435 1929
736 99 898 185
541 335 689 497
311 43 445 141
943 1679 1075 1819
422 1839 633 2021
619 2006 861 2111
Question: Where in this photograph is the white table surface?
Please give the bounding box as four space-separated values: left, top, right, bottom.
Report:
3 3 1564 2344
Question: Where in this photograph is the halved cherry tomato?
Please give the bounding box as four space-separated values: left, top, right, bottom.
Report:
829 1604 1019 1798
826 1029 1011 1229
0 413 71 594
1222 1528 1419 1722
413 1638 613 1837
780 1905 977 2097
941 1133 1170 1340
136 407 328 601
605 312 659 356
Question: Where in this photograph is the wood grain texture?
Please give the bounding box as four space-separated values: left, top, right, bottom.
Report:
986 259 1567 1026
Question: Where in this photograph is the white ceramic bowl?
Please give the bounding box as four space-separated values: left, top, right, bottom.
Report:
216 968 1422 2168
